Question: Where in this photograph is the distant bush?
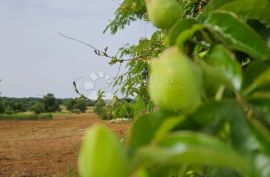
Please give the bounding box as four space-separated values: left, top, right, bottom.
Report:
43 93 61 112
31 102 45 114
110 96 146 119
94 99 108 119
4 105 15 115
64 98 87 113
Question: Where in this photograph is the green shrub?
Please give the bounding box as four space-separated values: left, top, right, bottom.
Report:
65 98 87 113
31 102 45 114
4 105 15 115
43 93 60 112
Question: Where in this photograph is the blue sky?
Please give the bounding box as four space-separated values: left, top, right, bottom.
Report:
0 0 154 98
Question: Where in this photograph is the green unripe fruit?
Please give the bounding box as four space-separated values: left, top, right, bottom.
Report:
146 0 183 29
78 124 128 177
149 47 202 113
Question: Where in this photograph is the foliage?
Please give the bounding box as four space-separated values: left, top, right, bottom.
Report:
0 95 90 114
0 99 4 114
114 31 165 107
110 96 146 119
79 0 270 177
94 95 146 120
65 97 88 113
4 105 15 115
104 0 147 34
31 102 45 114
0 97 44 114
43 93 61 112
94 91 108 119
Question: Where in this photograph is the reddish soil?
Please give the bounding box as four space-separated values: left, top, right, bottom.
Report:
0 113 130 177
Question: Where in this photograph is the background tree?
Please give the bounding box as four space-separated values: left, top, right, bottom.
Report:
74 98 87 113
31 102 45 114
64 98 88 113
65 99 76 112
94 91 108 119
43 93 60 112
0 99 4 114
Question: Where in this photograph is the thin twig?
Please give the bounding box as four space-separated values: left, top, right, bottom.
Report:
58 32 148 62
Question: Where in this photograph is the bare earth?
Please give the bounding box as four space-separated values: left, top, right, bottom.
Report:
0 113 130 177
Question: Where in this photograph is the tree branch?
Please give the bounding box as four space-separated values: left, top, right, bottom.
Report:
58 32 149 62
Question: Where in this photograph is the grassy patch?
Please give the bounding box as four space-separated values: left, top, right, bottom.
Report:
0 113 53 120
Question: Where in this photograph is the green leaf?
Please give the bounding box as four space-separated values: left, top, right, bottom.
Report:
168 19 197 46
191 100 259 154
244 66 270 95
248 92 270 125
203 0 234 13
133 132 251 176
203 11 270 60
204 167 242 177
134 168 149 177
246 114 270 157
128 109 176 156
206 45 243 91
254 67 270 87
203 0 270 28
218 0 270 28
153 115 186 143
248 20 270 47
242 61 270 91
176 24 205 48
198 61 235 94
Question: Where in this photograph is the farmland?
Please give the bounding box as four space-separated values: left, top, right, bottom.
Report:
0 113 129 177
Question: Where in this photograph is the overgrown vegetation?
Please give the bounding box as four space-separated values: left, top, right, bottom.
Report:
79 0 270 177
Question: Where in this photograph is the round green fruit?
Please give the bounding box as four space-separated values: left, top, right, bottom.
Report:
78 124 128 177
149 47 202 113
146 0 183 29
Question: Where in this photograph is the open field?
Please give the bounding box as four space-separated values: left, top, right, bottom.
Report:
0 113 130 177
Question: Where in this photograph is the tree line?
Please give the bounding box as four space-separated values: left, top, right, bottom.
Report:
0 93 95 114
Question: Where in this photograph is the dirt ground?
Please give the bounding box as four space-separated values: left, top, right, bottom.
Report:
0 113 130 177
